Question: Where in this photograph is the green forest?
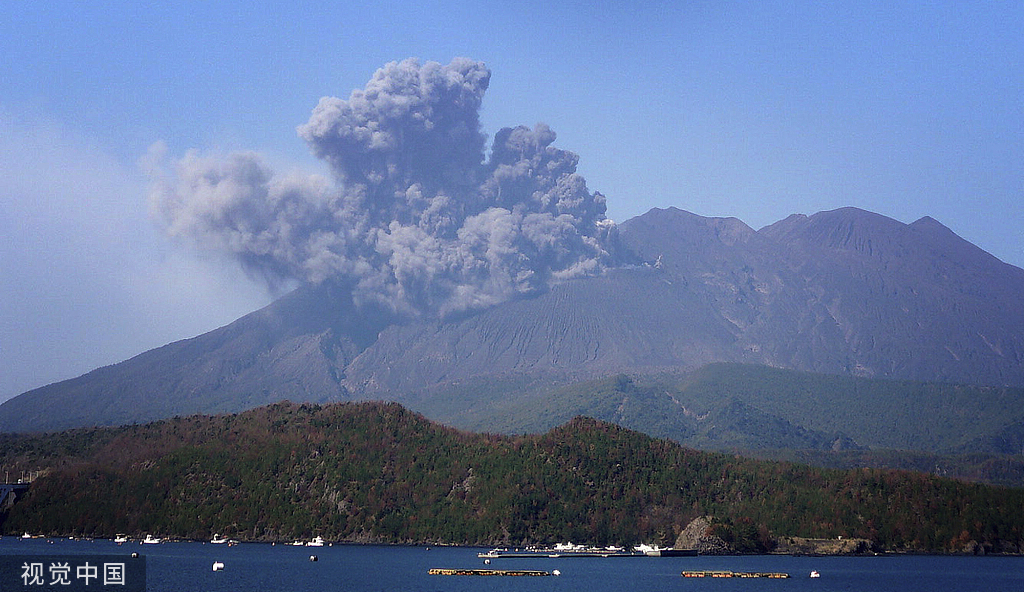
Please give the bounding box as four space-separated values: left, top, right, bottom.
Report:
448 365 1024 487
2 401 1022 554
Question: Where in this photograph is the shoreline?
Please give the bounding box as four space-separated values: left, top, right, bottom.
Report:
4 535 1021 557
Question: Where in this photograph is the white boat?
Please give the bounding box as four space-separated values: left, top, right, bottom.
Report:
21 532 33 539
211 534 229 544
810 570 821 578
114 534 129 544
306 536 324 547
480 541 697 559
142 534 162 544
634 543 698 557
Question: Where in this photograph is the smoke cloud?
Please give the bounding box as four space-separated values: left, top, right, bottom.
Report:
149 58 617 318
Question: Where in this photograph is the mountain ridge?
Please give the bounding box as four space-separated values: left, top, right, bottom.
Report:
2 206 1023 435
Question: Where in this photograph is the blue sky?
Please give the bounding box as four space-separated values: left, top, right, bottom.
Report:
2 1 1022 402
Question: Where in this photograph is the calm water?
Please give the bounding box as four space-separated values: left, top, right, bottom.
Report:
2 537 1021 592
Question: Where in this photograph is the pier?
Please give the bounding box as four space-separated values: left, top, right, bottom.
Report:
682 570 790 579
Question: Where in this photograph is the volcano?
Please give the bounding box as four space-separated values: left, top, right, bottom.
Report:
2 206 1023 434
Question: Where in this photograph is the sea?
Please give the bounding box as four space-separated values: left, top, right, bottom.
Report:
1 537 1021 592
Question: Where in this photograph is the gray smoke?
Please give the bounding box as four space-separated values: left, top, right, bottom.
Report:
149 58 617 318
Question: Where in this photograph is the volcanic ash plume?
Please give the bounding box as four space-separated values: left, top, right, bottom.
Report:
149 58 617 318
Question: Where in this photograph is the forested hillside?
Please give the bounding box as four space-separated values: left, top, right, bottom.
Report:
3 402 1022 554
662 364 1024 454
430 364 1024 487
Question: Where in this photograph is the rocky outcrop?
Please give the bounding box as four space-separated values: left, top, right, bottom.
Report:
675 516 730 555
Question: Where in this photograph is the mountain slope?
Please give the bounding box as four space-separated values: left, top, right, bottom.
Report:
756 208 1024 384
619 206 1024 384
0 282 392 431
443 364 1024 455
342 268 749 394
2 206 1024 434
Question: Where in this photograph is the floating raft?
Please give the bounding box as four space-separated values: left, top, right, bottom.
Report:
682 570 790 579
429 568 551 576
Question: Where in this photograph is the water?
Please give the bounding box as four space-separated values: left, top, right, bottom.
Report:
2 537 1021 591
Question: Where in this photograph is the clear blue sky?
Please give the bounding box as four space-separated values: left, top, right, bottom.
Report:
2 1 1022 402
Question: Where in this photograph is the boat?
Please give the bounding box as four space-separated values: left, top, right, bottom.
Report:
479 545 631 558
479 541 697 559
142 534 162 544
651 548 698 557
633 543 698 557
114 534 129 544
810 570 821 578
210 534 229 544
306 536 325 547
